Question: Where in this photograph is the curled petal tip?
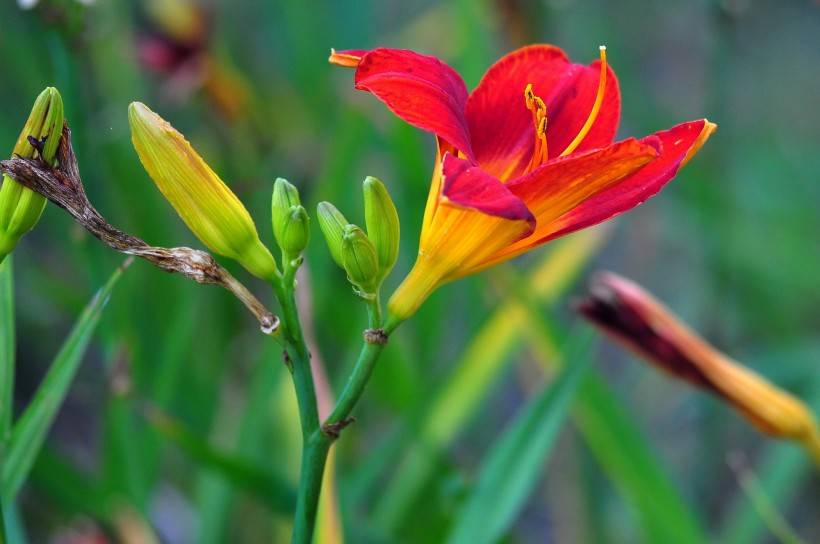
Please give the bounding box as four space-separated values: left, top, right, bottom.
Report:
328 48 365 68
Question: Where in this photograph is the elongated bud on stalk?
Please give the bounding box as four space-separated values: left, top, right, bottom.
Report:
577 271 820 463
278 205 310 258
0 87 64 259
341 225 379 295
363 176 399 280
316 201 349 268
128 102 277 279
271 177 303 254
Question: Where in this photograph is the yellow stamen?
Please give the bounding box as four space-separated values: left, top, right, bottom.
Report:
524 83 549 170
560 45 607 157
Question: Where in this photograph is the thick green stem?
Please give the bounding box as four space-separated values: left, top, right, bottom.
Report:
273 263 323 544
277 263 401 542
324 297 391 427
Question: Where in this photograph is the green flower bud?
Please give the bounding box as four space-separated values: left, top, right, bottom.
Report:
341 225 379 295
316 201 349 268
278 205 310 257
363 176 399 280
271 177 301 249
0 87 64 259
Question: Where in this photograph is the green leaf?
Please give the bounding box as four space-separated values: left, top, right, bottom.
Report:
573 372 706 543
720 443 812 544
0 256 14 449
0 261 126 502
517 288 707 543
374 231 607 528
0 495 7 544
145 405 296 515
445 330 592 544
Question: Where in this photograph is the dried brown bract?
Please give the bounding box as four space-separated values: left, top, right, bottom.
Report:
0 123 278 334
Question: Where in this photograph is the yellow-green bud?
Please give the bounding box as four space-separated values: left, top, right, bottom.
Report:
363 176 399 280
278 205 310 257
341 225 379 295
316 201 349 268
0 87 64 259
128 102 278 280
271 177 301 252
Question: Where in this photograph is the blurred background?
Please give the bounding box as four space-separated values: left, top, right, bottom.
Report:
0 0 818 542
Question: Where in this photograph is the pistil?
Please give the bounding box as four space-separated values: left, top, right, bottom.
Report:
560 46 607 157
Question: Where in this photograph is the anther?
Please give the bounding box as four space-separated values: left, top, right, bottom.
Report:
524 83 550 169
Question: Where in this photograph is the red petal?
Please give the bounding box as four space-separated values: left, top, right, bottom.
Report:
544 119 716 241
466 45 620 180
441 153 535 225
353 48 473 158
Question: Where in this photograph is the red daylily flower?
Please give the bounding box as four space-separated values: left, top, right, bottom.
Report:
329 45 715 320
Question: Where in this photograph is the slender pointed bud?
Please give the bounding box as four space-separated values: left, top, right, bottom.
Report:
316 201 349 268
363 176 399 280
577 272 820 461
278 205 310 258
271 177 302 252
341 225 379 295
0 87 64 259
128 102 278 279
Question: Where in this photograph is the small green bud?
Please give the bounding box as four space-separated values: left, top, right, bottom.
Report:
271 177 301 249
0 87 64 259
341 225 379 295
363 176 399 280
278 205 310 257
316 201 349 268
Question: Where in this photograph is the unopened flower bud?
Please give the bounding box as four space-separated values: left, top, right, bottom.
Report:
577 271 820 462
316 201 349 268
128 102 277 280
341 225 380 295
278 205 309 258
271 178 302 252
0 87 64 259
363 176 399 280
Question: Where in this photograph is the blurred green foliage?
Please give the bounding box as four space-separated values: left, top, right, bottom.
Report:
0 0 818 542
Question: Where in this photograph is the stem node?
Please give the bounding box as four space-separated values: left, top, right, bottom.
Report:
322 416 356 439
363 328 388 345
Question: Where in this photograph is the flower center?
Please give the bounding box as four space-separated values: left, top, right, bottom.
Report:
524 45 608 167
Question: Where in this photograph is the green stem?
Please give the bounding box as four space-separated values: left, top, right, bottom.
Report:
272 263 323 544
277 262 400 542
324 297 393 427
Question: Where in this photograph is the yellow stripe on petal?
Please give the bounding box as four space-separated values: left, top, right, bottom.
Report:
128 102 277 279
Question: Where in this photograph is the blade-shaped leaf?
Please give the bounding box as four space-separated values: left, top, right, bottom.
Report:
0 495 7 544
0 256 14 448
374 230 606 528
374 230 706 543
145 405 296 515
516 278 707 543
445 330 591 544
1 261 127 502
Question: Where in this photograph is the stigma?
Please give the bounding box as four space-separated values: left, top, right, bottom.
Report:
560 45 607 157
